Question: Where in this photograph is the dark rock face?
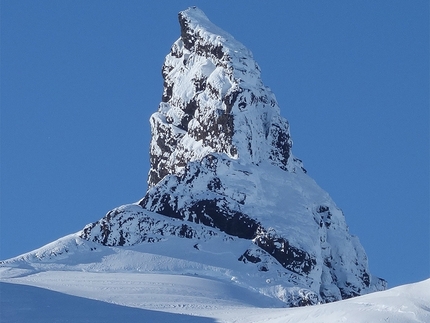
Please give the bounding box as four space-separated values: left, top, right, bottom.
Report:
80 204 225 247
81 7 386 307
253 227 316 275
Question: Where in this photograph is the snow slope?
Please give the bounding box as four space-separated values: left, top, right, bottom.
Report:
1 236 429 322
1 266 429 322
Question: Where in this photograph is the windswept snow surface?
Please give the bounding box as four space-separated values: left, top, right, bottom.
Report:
1 236 429 322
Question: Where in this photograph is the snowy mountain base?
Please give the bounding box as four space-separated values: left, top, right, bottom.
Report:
0 238 428 322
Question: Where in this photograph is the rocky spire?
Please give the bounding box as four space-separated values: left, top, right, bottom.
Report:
147 7 298 188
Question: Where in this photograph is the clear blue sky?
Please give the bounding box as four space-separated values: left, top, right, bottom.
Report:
1 1 428 288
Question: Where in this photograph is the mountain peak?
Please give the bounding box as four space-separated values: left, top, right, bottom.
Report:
78 7 385 306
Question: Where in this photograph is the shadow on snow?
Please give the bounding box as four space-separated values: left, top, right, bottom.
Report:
0 282 216 323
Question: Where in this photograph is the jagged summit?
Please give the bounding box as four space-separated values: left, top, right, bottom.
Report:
2 7 385 307
147 6 300 188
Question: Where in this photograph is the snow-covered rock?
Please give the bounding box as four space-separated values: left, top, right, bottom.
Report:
80 7 385 305
4 7 386 307
147 7 301 188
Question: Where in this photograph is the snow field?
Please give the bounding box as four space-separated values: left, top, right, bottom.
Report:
1 269 429 323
